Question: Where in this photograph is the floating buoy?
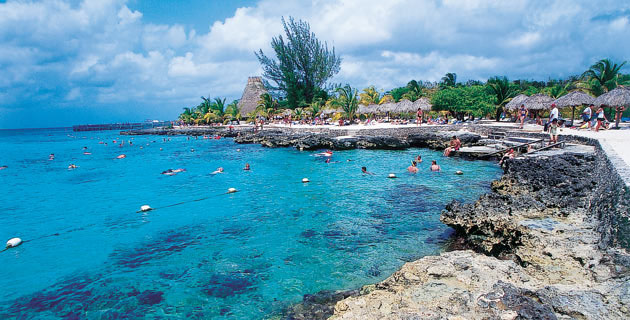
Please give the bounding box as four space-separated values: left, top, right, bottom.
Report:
140 205 152 212
302 178 310 183
388 173 397 178
227 187 238 193
299 147 304 151
117 154 126 159
455 170 463 175
6 237 22 249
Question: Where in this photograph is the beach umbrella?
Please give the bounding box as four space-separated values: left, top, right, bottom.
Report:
553 91 595 123
505 94 528 111
357 104 369 114
412 97 432 111
395 99 415 113
522 93 554 110
594 86 630 128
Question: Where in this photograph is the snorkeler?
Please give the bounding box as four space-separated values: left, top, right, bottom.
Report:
161 169 176 176
415 155 422 163
0 165 8 170
49 153 55 160
361 166 375 175
407 160 419 173
68 164 78 169
212 167 224 174
243 163 251 171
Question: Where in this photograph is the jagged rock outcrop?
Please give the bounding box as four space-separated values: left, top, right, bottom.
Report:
233 131 410 150
407 131 480 149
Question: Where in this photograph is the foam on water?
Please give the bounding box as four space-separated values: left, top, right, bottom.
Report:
0 128 501 319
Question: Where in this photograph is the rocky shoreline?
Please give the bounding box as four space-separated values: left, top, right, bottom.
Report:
327 142 630 319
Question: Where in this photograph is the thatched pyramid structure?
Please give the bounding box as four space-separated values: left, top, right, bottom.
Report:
237 77 268 116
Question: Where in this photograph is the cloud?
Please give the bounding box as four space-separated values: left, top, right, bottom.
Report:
0 0 629 128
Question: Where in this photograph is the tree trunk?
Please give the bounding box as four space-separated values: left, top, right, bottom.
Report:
495 106 503 121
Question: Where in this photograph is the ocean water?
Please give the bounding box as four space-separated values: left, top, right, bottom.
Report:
0 128 502 319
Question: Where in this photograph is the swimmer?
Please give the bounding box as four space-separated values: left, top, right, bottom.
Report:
191 148 195 152
68 164 78 169
49 153 55 160
430 160 441 172
83 152 92 155
243 163 251 171
161 169 176 176
212 167 224 174
116 154 126 159
82 146 88 150
314 150 333 157
415 155 422 163
407 160 419 173
0 165 7 170
172 168 186 173
361 166 375 175
325 158 331 163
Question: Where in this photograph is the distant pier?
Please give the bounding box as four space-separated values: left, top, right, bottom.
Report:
72 121 172 132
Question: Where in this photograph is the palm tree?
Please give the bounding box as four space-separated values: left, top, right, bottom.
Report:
256 93 279 118
440 73 457 88
402 80 424 101
225 100 241 123
487 76 518 121
544 84 568 98
308 99 324 118
293 108 304 120
179 107 194 124
580 58 627 96
331 84 359 120
210 97 226 118
359 86 381 105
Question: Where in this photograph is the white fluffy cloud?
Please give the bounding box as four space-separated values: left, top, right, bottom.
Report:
0 0 629 127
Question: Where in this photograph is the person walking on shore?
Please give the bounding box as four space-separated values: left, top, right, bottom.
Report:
416 108 423 126
582 104 593 130
549 119 559 144
518 104 528 129
549 103 559 122
614 106 625 129
595 106 607 132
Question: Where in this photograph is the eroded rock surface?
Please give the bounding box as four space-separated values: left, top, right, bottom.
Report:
331 151 630 319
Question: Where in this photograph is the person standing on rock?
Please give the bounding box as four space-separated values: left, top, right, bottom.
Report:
416 108 423 126
518 104 528 129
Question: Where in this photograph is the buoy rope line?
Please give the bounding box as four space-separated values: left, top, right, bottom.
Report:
3 190 241 253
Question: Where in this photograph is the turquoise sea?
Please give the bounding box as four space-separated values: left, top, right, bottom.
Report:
0 128 501 319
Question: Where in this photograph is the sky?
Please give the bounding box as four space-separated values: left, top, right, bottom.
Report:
0 0 629 128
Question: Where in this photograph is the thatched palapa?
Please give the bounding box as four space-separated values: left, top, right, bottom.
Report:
394 99 415 113
505 94 528 111
594 86 630 107
237 77 268 116
522 93 553 110
412 97 432 111
553 91 594 108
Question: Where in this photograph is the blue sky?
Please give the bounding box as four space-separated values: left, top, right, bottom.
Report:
0 0 629 128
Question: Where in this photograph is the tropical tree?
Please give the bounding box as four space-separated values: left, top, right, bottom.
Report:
402 80 424 101
432 86 495 119
179 107 194 124
225 100 241 122
379 94 394 104
210 97 226 118
256 93 279 118
580 58 627 96
308 98 325 117
359 86 381 105
256 17 341 108
440 72 457 88
331 84 359 120
293 108 304 120
487 76 518 121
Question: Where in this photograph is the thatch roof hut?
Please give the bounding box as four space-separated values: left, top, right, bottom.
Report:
522 94 553 110
378 101 397 113
505 94 528 111
321 108 342 116
237 77 268 115
394 99 415 113
553 91 594 108
412 97 432 111
594 86 630 107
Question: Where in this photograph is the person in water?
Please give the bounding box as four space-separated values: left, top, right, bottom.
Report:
49 153 55 160
361 166 374 175
443 136 461 157
415 155 422 163
68 164 78 169
430 160 441 172
212 167 224 174
0 165 8 170
243 163 251 171
407 160 419 173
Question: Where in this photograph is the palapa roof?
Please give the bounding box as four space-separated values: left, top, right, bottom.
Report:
321 107 342 115
505 94 529 111
594 86 630 107
553 91 594 108
378 101 397 113
237 77 268 115
522 93 554 110
412 97 432 111
394 99 415 113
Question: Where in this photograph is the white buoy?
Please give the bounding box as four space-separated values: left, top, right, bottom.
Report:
388 173 397 178
455 170 463 175
299 147 304 151
6 237 22 248
140 205 152 212
227 187 238 193
302 178 310 183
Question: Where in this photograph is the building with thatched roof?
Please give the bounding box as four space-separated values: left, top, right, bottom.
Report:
412 97 432 111
505 94 528 111
594 86 630 107
237 77 268 116
522 93 553 110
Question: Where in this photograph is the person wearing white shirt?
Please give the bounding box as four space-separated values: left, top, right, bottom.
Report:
549 103 559 122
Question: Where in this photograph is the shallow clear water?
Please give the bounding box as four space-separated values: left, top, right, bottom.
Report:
0 128 501 319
